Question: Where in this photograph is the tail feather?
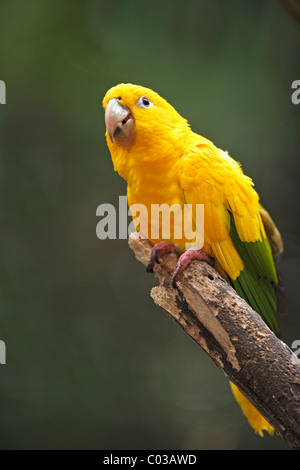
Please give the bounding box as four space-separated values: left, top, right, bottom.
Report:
230 382 274 436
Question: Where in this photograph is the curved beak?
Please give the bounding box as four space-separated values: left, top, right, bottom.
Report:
105 98 135 149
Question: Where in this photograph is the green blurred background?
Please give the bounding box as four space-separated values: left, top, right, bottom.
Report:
0 0 299 450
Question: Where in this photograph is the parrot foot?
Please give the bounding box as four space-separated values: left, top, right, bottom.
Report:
172 248 214 288
146 242 177 273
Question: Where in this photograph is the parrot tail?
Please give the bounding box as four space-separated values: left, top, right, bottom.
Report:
229 382 274 436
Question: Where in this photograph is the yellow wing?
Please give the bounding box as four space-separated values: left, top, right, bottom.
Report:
179 145 266 280
179 143 280 334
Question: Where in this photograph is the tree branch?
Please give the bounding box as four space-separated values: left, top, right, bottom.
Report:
128 233 300 449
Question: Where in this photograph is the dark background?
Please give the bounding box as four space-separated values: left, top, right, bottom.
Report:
0 0 299 450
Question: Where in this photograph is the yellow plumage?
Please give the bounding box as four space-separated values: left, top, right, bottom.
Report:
103 83 283 436
230 383 274 437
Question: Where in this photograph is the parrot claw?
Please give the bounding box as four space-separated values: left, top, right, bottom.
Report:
147 244 214 289
171 248 214 288
146 242 177 273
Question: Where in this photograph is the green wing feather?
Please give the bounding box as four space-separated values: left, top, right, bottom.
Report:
229 214 280 337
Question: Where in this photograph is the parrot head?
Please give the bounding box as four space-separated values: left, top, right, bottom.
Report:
102 83 190 178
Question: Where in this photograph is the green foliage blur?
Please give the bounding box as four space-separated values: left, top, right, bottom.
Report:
0 0 299 450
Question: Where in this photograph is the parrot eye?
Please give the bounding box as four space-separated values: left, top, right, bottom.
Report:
137 96 153 109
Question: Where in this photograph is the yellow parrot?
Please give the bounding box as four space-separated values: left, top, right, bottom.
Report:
103 83 284 436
